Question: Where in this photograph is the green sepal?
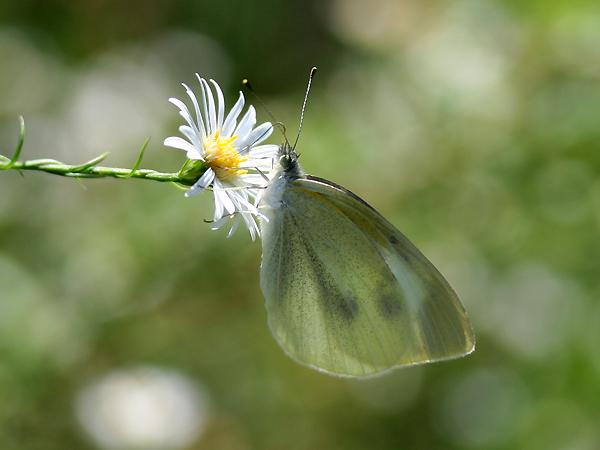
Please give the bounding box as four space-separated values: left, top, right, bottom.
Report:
170 182 191 192
177 159 208 186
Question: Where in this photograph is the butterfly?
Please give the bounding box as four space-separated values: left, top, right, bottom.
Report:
256 70 474 378
258 143 475 378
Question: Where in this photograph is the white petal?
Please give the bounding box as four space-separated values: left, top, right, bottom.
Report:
249 144 279 158
169 97 203 145
222 92 245 136
196 75 211 135
257 209 268 222
179 125 201 150
233 106 256 143
164 136 201 159
247 188 263 204
210 79 225 129
198 76 217 134
227 217 241 237
238 159 273 169
241 212 259 241
213 182 236 216
184 169 215 197
213 191 224 219
248 122 274 147
237 122 273 154
210 216 229 230
231 191 258 212
239 174 270 185
169 98 196 130
221 191 236 215
182 83 206 138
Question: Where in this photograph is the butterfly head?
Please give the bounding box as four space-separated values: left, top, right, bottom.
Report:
277 142 301 175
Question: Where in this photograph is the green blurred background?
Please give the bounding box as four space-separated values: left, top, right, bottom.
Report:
1 0 599 449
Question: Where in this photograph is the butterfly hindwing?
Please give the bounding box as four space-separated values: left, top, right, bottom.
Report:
260 175 475 377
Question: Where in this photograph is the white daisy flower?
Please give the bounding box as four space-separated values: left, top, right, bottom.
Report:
164 75 278 240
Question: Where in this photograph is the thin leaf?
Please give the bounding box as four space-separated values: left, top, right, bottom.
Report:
69 152 110 172
2 116 25 170
128 138 150 177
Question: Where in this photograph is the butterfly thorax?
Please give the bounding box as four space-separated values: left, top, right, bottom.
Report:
259 144 304 212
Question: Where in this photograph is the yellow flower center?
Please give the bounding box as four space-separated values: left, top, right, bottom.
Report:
203 130 248 180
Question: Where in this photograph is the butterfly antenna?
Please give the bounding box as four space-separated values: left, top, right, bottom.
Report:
243 78 288 144
293 66 317 150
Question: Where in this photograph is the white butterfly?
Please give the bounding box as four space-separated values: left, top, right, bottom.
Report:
257 70 474 378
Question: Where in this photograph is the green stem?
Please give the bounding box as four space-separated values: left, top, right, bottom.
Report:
6 159 196 184
0 118 205 186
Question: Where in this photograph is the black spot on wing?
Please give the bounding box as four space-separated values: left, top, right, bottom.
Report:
389 235 399 244
326 291 359 323
378 293 402 318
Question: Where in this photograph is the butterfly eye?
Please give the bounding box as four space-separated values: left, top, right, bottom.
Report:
279 155 291 171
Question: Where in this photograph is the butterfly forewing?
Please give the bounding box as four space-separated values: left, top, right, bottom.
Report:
302 178 475 359
260 175 475 378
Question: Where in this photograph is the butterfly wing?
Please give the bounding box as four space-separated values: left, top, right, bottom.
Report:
259 175 475 377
